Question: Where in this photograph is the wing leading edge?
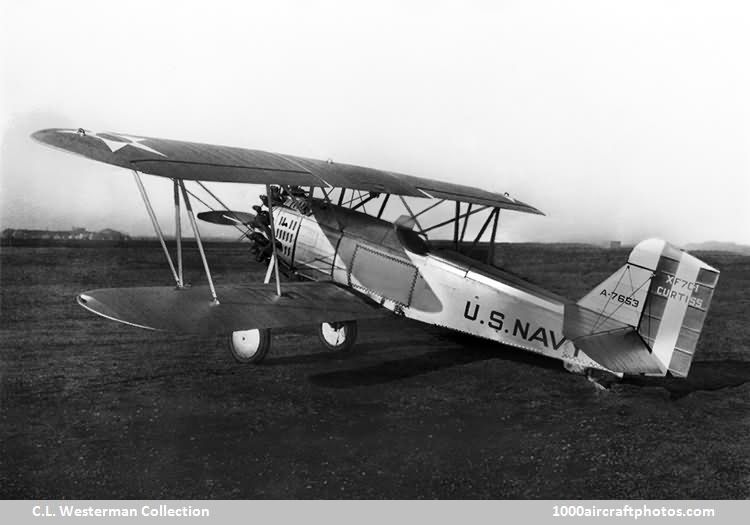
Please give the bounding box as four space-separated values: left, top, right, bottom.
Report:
77 282 389 334
32 128 543 214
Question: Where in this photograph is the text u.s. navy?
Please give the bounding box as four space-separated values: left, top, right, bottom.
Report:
33 504 209 518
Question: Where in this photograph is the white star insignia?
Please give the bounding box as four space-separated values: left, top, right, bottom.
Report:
60 128 167 157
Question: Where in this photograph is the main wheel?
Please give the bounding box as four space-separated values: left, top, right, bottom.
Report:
317 321 358 352
228 328 271 364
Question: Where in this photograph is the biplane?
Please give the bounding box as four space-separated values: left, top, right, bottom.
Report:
32 128 719 379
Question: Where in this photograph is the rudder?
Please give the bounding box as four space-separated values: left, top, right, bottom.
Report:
636 241 719 377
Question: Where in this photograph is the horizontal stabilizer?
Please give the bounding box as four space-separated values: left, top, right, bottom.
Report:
564 304 663 374
77 282 388 334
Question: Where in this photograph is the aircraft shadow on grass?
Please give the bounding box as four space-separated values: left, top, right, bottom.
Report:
304 331 561 389
300 331 750 397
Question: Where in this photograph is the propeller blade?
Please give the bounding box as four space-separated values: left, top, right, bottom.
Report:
197 210 256 226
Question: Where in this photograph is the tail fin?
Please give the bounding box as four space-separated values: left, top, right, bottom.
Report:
564 239 719 377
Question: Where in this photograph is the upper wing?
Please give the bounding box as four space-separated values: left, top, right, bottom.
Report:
77 282 389 334
32 128 543 214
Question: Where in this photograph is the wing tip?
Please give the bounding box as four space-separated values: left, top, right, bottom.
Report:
30 128 55 143
77 291 161 331
30 127 75 147
528 205 546 216
512 200 545 216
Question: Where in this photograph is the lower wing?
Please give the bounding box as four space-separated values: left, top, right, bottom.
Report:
77 282 388 334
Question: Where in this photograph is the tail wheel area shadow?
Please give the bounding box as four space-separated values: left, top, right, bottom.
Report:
622 361 750 399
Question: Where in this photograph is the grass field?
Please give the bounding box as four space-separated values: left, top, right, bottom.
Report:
1 243 748 498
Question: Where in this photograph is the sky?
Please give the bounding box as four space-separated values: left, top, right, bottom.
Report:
1 0 748 245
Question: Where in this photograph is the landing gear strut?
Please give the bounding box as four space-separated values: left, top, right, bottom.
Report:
228 328 271 364
317 321 358 352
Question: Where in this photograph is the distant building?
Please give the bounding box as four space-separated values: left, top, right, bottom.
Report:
609 240 622 249
1 227 131 244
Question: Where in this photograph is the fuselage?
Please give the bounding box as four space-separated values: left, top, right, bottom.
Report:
271 199 603 371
